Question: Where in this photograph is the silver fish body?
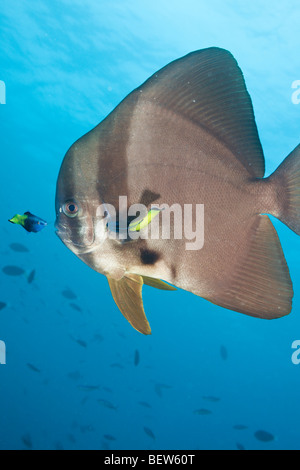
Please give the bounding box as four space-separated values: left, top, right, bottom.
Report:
55 47 300 334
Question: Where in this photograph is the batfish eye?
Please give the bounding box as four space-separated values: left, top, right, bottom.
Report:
63 201 79 218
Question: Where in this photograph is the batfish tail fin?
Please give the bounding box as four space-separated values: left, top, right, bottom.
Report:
269 144 300 235
207 215 293 319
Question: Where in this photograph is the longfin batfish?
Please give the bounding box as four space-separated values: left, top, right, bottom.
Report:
55 47 300 334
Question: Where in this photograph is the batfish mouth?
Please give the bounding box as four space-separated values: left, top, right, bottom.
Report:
54 217 95 250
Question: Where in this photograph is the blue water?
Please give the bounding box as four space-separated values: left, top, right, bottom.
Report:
1 0 300 450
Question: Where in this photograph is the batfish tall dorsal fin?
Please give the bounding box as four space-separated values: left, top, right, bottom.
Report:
107 274 151 335
135 47 265 178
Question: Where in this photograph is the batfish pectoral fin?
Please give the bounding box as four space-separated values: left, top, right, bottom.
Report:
142 276 177 291
206 215 293 319
107 274 151 335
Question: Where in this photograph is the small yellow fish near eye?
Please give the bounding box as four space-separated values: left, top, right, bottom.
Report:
128 207 163 232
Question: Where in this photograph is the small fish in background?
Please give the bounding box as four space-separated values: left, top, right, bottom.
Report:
2 265 25 276
220 345 228 361
27 269 36 284
97 398 118 410
21 433 33 449
80 396 89 406
93 333 104 343
54 441 64 450
138 401 152 409
67 371 82 381
69 334 87 348
62 288 77 300
236 442 245 450
9 212 47 233
80 424 95 434
26 363 41 373
154 382 172 398
67 434 76 444
101 440 110 450
233 424 248 431
254 430 275 442
202 396 220 403
193 408 212 416
9 242 29 253
72 338 87 348
77 385 100 392
110 363 124 369
0 301 7 311
144 426 155 440
69 303 82 312
103 434 116 441
134 349 140 366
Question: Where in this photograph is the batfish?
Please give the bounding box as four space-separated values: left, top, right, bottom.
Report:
55 47 300 334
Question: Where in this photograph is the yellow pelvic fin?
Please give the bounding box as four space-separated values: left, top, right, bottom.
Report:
107 274 151 335
142 276 177 291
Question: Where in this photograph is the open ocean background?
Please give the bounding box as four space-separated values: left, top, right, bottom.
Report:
0 0 300 450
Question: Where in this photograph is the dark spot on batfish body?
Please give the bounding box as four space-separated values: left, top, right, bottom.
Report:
139 189 161 206
2 265 25 276
140 249 160 265
9 243 29 253
171 264 177 280
0 302 7 311
254 430 275 442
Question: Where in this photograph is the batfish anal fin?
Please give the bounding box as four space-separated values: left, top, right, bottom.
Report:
142 276 177 291
136 47 265 178
207 215 293 319
107 274 151 335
